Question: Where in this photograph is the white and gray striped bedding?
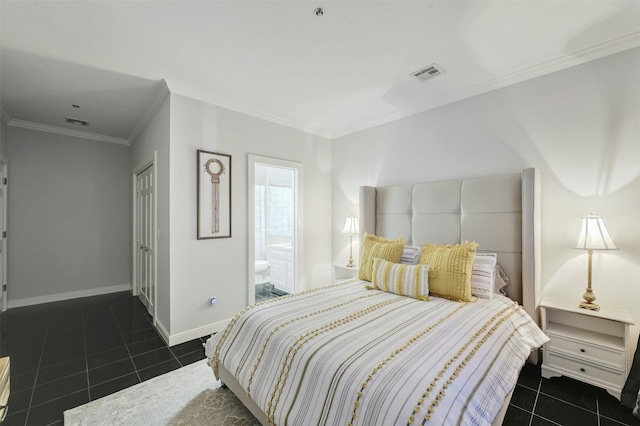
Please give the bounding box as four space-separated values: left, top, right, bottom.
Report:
207 280 549 426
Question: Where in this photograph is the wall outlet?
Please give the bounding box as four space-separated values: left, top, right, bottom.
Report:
209 297 217 307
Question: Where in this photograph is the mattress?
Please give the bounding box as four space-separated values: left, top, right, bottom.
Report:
206 280 548 425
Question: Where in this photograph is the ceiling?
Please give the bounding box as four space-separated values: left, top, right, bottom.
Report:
1 1 639 142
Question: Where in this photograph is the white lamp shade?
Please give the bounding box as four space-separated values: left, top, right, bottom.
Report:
342 217 359 234
575 215 617 250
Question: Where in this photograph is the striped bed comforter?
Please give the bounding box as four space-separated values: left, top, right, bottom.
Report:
206 280 549 426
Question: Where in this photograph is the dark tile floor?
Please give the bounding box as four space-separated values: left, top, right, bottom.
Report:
505 362 640 425
255 283 288 302
0 292 208 426
0 292 638 426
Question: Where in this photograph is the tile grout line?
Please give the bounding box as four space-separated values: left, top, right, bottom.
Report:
109 304 142 384
85 329 157 359
84 307 190 385
599 414 636 425
24 316 52 426
529 378 564 426
131 299 182 373
534 377 606 425
3 294 204 423
168 345 183 367
134 297 183 371
73 352 205 400
81 307 91 402
537 389 599 415
528 377 542 426
517 382 540 393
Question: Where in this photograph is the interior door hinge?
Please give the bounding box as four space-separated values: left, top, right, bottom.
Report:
2 285 6 292
2 231 5 238
3 178 6 185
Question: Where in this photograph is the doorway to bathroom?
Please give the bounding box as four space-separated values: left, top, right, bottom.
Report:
247 155 302 304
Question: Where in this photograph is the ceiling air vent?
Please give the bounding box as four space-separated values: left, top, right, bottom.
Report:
411 63 444 82
65 117 90 126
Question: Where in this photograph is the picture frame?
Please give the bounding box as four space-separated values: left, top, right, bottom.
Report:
197 150 231 239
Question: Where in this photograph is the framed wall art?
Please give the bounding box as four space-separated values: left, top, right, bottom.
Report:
197 150 231 239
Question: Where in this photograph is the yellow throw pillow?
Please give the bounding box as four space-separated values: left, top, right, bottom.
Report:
370 258 430 301
358 233 405 282
419 242 478 302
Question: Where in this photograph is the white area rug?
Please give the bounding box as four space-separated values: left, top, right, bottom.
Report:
64 360 260 426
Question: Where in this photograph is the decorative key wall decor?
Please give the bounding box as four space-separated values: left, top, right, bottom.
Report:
197 150 231 239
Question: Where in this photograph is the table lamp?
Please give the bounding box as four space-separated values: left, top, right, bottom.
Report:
575 214 617 311
342 217 359 268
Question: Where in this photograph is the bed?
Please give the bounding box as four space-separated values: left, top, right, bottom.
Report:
206 168 548 425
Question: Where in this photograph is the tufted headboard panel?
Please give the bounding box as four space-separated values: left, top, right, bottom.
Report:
359 169 541 330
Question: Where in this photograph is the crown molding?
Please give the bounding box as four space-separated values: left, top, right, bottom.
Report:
7 119 129 145
329 32 640 139
169 86 333 140
238 107 332 139
128 80 171 143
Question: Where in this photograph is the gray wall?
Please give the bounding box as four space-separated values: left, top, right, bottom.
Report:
332 47 640 347
130 93 171 330
0 121 6 158
166 93 333 342
7 127 131 304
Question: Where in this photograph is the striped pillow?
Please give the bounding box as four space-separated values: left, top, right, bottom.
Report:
470 253 498 299
494 264 510 295
419 241 478 302
370 258 430 301
357 233 405 282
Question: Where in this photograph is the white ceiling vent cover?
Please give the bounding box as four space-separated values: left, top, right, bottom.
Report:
411 63 444 82
65 117 90 126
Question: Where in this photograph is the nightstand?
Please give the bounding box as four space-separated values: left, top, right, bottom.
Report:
540 299 634 399
333 264 358 280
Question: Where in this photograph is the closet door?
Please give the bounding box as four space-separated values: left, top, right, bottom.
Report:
0 162 6 311
136 164 155 315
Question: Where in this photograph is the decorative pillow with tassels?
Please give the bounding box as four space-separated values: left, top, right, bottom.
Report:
419 241 478 302
358 233 405 282
368 258 430 301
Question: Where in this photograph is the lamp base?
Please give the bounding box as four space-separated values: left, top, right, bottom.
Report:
579 301 600 311
346 258 356 268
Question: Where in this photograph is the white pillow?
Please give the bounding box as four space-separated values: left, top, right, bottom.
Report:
471 253 497 299
494 264 510 296
400 246 421 265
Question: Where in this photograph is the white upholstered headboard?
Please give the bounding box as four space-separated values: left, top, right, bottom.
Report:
359 168 541 327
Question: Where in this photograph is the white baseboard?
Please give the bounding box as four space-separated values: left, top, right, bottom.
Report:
7 284 132 309
162 319 230 347
8 286 229 349
155 318 171 345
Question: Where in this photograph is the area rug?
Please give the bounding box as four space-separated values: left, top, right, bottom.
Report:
64 360 260 425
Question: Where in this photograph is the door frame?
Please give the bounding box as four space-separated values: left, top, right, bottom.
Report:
0 156 7 312
132 151 158 324
247 154 303 305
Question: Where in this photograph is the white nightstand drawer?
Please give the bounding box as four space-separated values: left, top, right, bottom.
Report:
547 352 625 389
547 333 624 370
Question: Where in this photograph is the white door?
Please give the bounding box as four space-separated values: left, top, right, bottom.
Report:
135 164 155 315
0 160 6 311
248 155 303 303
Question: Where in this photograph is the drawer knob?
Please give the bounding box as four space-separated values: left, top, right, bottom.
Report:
580 348 586 353
580 368 586 372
